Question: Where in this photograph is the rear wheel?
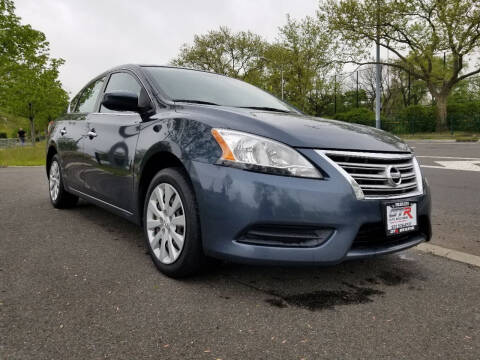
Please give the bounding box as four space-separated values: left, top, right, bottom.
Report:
143 167 205 278
48 155 78 208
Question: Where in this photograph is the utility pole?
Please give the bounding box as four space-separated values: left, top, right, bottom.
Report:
375 0 382 129
356 71 359 108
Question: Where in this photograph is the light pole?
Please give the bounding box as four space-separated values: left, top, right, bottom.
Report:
334 74 337 114
375 43 381 129
356 71 359 108
375 0 382 129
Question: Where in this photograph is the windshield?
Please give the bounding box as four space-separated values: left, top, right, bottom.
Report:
143 67 295 112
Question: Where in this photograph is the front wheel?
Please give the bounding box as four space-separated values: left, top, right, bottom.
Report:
48 155 78 208
143 167 205 278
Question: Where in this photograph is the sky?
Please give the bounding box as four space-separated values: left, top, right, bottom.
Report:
14 0 318 97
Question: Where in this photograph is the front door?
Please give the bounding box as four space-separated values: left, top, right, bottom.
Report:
82 71 143 212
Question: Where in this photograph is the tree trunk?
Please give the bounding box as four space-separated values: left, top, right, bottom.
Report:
435 94 448 132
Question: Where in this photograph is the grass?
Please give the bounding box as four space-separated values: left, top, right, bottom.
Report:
0 141 46 167
400 131 478 141
0 110 30 138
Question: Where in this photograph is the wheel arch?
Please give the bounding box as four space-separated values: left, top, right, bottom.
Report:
136 150 193 225
46 143 58 177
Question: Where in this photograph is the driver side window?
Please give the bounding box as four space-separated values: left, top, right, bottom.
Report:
73 77 105 113
100 72 142 113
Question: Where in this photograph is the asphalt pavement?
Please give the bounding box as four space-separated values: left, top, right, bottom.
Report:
407 141 480 256
1 142 479 359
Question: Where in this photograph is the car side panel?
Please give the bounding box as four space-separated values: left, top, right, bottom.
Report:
52 114 87 191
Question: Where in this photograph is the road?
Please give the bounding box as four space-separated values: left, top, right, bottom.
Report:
407 141 480 256
1 142 479 359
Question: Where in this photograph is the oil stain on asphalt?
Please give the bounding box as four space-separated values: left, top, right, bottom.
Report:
266 284 384 311
263 266 421 311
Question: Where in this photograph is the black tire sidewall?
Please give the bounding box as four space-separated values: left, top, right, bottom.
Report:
143 167 203 277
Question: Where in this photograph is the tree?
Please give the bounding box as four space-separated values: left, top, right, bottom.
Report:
5 59 69 136
322 0 480 131
263 15 336 113
0 0 68 143
449 76 480 103
358 63 427 114
171 18 336 115
171 26 267 85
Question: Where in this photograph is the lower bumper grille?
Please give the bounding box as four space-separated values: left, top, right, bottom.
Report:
351 215 431 250
238 225 334 248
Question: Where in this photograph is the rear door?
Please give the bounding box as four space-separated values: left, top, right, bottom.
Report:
56 77 105 191
82 71 143 212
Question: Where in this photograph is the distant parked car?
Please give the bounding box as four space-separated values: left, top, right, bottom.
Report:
46 65 432 277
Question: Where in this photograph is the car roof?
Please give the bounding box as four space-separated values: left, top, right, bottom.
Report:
106 64 223 77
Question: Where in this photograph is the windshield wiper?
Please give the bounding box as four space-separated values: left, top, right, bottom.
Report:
237 106 291 113
173 99 219 106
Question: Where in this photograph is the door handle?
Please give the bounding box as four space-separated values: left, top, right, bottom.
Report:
60 128 67 136
87 130 97 139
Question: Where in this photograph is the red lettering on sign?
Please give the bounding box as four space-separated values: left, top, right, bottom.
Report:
403 207 413 219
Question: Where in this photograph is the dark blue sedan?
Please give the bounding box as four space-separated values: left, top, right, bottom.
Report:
46 65 432 277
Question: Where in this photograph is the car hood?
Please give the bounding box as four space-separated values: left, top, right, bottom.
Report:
176 105 410 153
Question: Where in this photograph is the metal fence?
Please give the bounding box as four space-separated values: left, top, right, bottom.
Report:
381 113 480 135
0 136 46 148
0 138 20 148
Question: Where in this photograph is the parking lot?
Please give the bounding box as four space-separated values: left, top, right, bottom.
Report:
1 141 479 359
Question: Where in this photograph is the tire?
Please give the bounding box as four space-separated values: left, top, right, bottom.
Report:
48 155 79 209
143 167 205 278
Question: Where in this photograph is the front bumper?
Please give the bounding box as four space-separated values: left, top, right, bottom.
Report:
187 149 431 265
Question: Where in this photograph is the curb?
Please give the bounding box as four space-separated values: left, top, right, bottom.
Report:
417 243 480 268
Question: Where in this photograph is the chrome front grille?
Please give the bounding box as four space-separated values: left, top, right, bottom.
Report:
315 150 423 200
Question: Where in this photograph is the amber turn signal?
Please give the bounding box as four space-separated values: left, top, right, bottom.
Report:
211 129 235 161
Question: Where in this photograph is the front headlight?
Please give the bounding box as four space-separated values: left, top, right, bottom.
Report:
211 128 322 178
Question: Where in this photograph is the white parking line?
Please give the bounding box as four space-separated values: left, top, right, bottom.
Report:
416 155 480 160
417 243 480 268
420 160 480 171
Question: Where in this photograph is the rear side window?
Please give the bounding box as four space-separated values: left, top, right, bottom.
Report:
100 72 142 113
74 77 105 113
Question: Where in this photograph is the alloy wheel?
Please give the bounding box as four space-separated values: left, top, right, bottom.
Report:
49 161 61 201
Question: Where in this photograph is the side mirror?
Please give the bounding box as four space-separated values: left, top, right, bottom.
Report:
102 91 139 112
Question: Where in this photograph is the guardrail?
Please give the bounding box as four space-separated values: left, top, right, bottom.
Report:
0 138 19 148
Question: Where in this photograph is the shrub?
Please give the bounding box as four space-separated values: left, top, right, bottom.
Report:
396 105 436 133
0 132 7 139
333 107 375 127
326 102 480 133
447 101 480 132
